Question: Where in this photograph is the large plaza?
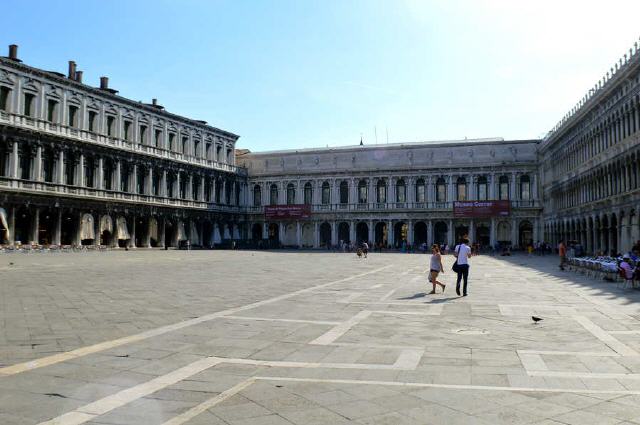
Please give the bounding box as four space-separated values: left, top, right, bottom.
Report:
3 251 640 424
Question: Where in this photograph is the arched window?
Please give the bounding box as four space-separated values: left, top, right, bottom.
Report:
304 182 313 204
286 183 296 205
520 175 530 200
321 181 331 204
339 181 349 204
436 177 446 202
270 183 278 205
377 179 387 203
358 180 367 203
396 179 406 202
415 178 425 202
253 184 261 206
456 177 466 201
499 176 509 200
477 176 488 200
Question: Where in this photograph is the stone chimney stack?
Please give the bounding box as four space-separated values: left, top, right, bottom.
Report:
8 44 19 61
68 61 76 79
100 76 109 90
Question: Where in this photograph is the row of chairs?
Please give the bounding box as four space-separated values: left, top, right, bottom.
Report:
0 244 110 253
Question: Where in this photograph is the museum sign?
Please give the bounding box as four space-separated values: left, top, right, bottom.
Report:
264 204 312 219
453 200 510 218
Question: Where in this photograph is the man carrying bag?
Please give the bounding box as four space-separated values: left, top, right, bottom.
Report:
452 237 471 296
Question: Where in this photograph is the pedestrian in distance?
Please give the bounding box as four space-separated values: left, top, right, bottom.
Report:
453 237 471 296
558 240 567 271
362 241 369 258
428 244 446 294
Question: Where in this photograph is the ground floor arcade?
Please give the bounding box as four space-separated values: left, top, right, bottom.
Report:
0 198 245 248
248 215 539 249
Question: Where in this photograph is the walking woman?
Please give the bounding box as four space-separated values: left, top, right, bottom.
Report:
428 244 446 294
454 237 471 296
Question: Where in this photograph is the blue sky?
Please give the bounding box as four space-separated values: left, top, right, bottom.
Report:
3 0 640 151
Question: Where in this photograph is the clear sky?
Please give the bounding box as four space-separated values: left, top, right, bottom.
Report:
3 0 640 151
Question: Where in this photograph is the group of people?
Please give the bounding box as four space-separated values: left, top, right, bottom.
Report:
428 237 472 297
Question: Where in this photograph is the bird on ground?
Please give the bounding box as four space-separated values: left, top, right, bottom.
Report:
532 316 543 324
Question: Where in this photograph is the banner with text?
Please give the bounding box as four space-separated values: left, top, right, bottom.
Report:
453 200 510 218
264 204 312 219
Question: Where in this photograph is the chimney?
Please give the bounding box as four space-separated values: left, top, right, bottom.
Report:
68 61 76 79
8 44 19 61
75 71 83 83
152 98 157 106
100 76 109 90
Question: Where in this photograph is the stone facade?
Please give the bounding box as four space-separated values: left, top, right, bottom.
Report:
540 38 640 255
0 46 247 248
237 139 542 249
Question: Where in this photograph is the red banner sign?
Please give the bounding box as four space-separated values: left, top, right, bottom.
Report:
453 200 510 218
264 204 312 219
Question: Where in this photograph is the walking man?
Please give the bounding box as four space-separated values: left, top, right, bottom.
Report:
454 237 471 296
558 240 567 271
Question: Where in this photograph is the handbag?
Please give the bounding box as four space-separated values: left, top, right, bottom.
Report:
452 244 461 273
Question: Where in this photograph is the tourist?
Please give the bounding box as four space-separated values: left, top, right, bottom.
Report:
428 244 445 294
453 237 471 296
558 240 567 270
362 241 369 258
620 255 634 282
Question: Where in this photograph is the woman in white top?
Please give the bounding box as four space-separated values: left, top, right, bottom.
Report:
454 237 471 296
428 244 445 294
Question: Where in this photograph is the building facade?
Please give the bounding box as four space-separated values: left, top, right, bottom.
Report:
0 45 248 248
237 139 542 249
540 39 640 255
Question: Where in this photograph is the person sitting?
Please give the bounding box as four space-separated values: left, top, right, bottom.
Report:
619 255 635 289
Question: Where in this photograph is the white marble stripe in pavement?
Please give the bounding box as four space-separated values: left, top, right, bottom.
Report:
517 352 549 372
518 349 619 357
161 378 255 425
308 310 372 345
573 315 640 356
254 376 640 395
37 357 223 425
0 265 392 377
223 315 340 325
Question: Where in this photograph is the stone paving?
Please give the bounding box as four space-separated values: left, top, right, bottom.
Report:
3 250 640 424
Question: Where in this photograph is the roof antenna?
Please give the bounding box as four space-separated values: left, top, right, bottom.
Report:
360 134 363 146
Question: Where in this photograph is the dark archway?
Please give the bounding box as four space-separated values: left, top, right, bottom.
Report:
455 224 469 244
434 221 448 245
338 222 350 243
60 212 77 246
165 219 176 248
610 214 618 255
519 221 533 248
252 223 263 241
356 222 368 244
319 222 331 247
38 208 56 245
135 216 146 247
374 222 387 246
476 224 490 248
414 221 428 246
14 206 32 245
394 221 407 248
268 223 279 241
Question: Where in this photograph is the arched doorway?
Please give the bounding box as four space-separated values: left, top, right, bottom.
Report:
610 214 618 255
14 206 32 245
116 216 131 248
80 213 96 246
100 215 114 246
164 219 176 248
338 222 350 243
319 222 331 247
268 223 279 242
149 217 159 247
476 224 490 248
497 221 511 247
134 216 146 247
413 221 428 247
301 223 314 247
519 220 533 248
374 222 387 246
203 221 213 247
283 223 296 246
38 209 55 245
433 221 447 245
454 224 469 244
394 222 407 248
356 222 368 244
252 223 263 241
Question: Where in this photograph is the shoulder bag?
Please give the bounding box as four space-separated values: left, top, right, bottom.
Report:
452 244 461 273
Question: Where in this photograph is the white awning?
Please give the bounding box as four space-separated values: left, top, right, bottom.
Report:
177 221 187 241
223 223 231 240
80 214 95 241
233 224 240 240
100 215 113 234
116 216 130 240
149 218 159 241
0 207 9 241
189 221 200 245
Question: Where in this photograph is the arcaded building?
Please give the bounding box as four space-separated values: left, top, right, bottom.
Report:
0 45 247 248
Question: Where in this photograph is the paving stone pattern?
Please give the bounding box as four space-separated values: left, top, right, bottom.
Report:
3 250 640 424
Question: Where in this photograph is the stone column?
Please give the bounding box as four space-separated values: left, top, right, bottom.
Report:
34 145 42 182
97 157 104 190
511 173 517 201
8 207 15 245
511 218 518 248
448 219 454 246
161 170 167 197
187 174 194 200
349 221 356 243
75 213 83 246
160 218 166 248
58 150 65 184
54 209 62 245
129 216 136 248
199 176 205 202
407 220 414 245
389 177 395 205
488 174 495 199
296 221 301 247
314 221 319 248
145 219 152 248
31 207 39 244
115 160 121 192
10 141 19 179
469 219 475 243
263 221 269 240
427 220 433 245
490 218 497 248
368 220 374 244
369 178 375 206
131 164 137 193
147 167 153 196
175 172 181 199
388 220 394 247
78 153 85 187
447 175 454 203
331 221 337 246
278 222 285 245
